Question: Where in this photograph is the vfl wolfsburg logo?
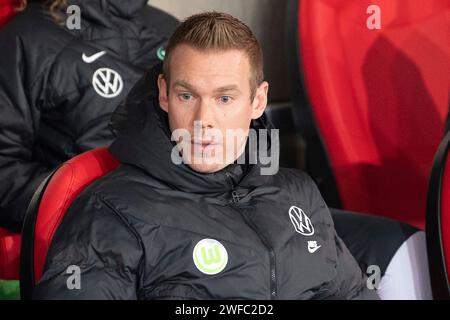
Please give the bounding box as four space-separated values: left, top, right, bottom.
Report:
157 46 166 61
193 239 228 275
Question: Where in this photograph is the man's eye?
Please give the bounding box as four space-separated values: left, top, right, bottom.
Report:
219 96 232 104
179 93 192 101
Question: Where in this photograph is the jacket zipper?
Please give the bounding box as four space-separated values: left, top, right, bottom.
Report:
225 173 277 299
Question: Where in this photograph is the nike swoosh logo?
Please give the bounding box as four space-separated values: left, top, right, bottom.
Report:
82 51 106 63
308 245 321 253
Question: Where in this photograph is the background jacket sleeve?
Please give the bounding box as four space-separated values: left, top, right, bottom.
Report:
0 29 53 232
32 191 143 300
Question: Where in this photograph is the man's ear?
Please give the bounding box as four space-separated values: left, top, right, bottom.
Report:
158 74 169 113
251 81 269 120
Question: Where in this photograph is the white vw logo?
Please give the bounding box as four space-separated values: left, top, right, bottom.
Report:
92 67 123 98
289 205 314 236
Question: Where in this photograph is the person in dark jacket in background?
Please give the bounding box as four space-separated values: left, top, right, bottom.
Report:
34 12 379 300
0 0 178 232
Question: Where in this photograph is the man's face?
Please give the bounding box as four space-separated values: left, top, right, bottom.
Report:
158 44 268 173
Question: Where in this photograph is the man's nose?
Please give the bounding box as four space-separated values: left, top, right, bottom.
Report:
195 99 215 128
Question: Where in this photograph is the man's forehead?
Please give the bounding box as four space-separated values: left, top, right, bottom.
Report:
172 80 241 93
170 45 250 74
171 44 248 62
167 45 252 92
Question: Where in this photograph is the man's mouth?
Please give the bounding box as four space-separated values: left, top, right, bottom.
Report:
191 140 219 155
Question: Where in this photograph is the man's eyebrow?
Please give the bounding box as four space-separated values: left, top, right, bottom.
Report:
172 80 195 90
172 81 241 94
213 85 241 94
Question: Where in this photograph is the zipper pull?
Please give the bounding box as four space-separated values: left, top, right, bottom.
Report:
231 190 240 203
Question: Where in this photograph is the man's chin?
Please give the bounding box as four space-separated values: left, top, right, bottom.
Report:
186 161 228 174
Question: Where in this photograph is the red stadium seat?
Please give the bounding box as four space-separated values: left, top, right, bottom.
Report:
19 147 119 299
426 132 450 299
286 0 450 228
0 0 18 28
0 227 20 280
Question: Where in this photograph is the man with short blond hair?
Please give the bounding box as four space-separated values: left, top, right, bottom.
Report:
34 12 378 300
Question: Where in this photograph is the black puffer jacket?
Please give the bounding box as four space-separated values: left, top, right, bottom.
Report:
0 0 177 231
33 68 379 300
